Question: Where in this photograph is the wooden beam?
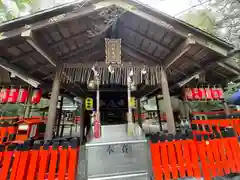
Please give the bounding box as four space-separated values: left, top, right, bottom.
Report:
122 53 146 64
9 51 35 64
122 45 156 64
171 68 187 76
43 74 54 80
0 57 42 85
0 0 231 56
22 29 86 94
217 62 240 75
119 23 170 53
61 44 104 62
21 29 57 67
29 63 51 74
176 71 201 87
0 1 106 40
164 36 196 69
223 60 240 72
123 45 186 77
49 31 86 49
116 0 231 56
122 43 161 64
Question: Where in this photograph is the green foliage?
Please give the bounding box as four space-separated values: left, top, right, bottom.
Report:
180 9 216 34
0 0 35 23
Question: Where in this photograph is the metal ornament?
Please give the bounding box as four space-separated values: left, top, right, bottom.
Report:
87 80 96 89
105 38 121 64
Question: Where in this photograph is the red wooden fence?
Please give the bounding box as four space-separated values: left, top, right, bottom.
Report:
149 133 240 180
0 138 80 180
191 118 240 137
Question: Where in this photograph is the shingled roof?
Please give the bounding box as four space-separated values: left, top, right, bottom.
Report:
0 0 239 96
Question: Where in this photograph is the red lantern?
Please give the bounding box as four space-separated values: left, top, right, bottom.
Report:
217 88 224 99
31 89 42 104
211 88 220 100
198 88 205 100
185 88 193 100
0 88 10 103
204 88 213 100
191 88 201 100
17 88 29 103
8 88 19 103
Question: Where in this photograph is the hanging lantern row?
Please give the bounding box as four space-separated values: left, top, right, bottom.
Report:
61 65 162 86
184 87 224 101
0 88 42 104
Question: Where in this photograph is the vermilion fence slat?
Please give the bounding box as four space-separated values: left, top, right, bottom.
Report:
38 147 50 180
150 142 163 180
197 141 211 180
183 140 193 177
9 150 21 180
209 139 224 176
205 141 217 177
168 142 178 179
0 148 14 180
175 141 185 177
67 142 79 180
48 143 59 180
26 147 40 180
58 143 69 180
160 143 171 180
217 139 229 174
228 138 240 172
17 147 30 180
223 138 236 173
189 140 201 177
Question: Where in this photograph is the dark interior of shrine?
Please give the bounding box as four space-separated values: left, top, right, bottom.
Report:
91 91 128 125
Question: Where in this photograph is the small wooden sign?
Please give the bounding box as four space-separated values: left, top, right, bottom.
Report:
184 87 224 101
85 97 93 110
105 38 121 64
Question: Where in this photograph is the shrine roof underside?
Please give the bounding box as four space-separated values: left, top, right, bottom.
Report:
0 0 240 97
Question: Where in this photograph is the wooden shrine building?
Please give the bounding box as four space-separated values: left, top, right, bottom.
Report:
0 0 239 141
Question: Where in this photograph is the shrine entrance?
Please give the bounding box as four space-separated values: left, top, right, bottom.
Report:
98 92 127 125
0 0 239 179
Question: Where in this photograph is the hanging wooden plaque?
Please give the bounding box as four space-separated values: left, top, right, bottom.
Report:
105 38 121 64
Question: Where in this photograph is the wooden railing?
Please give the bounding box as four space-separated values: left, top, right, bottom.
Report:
0 138 80 180
191 118 240 137
149 133 240 180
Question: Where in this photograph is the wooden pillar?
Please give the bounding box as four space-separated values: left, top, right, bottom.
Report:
136 98 142 126
223 101 230 117
80 98 85 144
44 70 61 142
160 66 176 134
155 95 163 131
56 96 64 137
24 88 33 118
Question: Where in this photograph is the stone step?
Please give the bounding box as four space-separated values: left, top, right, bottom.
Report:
88 171 148 180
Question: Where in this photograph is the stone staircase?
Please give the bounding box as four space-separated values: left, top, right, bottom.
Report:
77 124 151 180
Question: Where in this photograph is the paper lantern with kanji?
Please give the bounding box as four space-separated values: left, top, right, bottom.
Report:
211 87 220 100
204 88 213 100
184 88 193 100
31 89 42 104
0 88 10 103
8 88 19 103
216 88 224 100
17 88 29 103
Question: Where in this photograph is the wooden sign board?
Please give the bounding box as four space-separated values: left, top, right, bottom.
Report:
184 88 224 101
105 38 121 64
